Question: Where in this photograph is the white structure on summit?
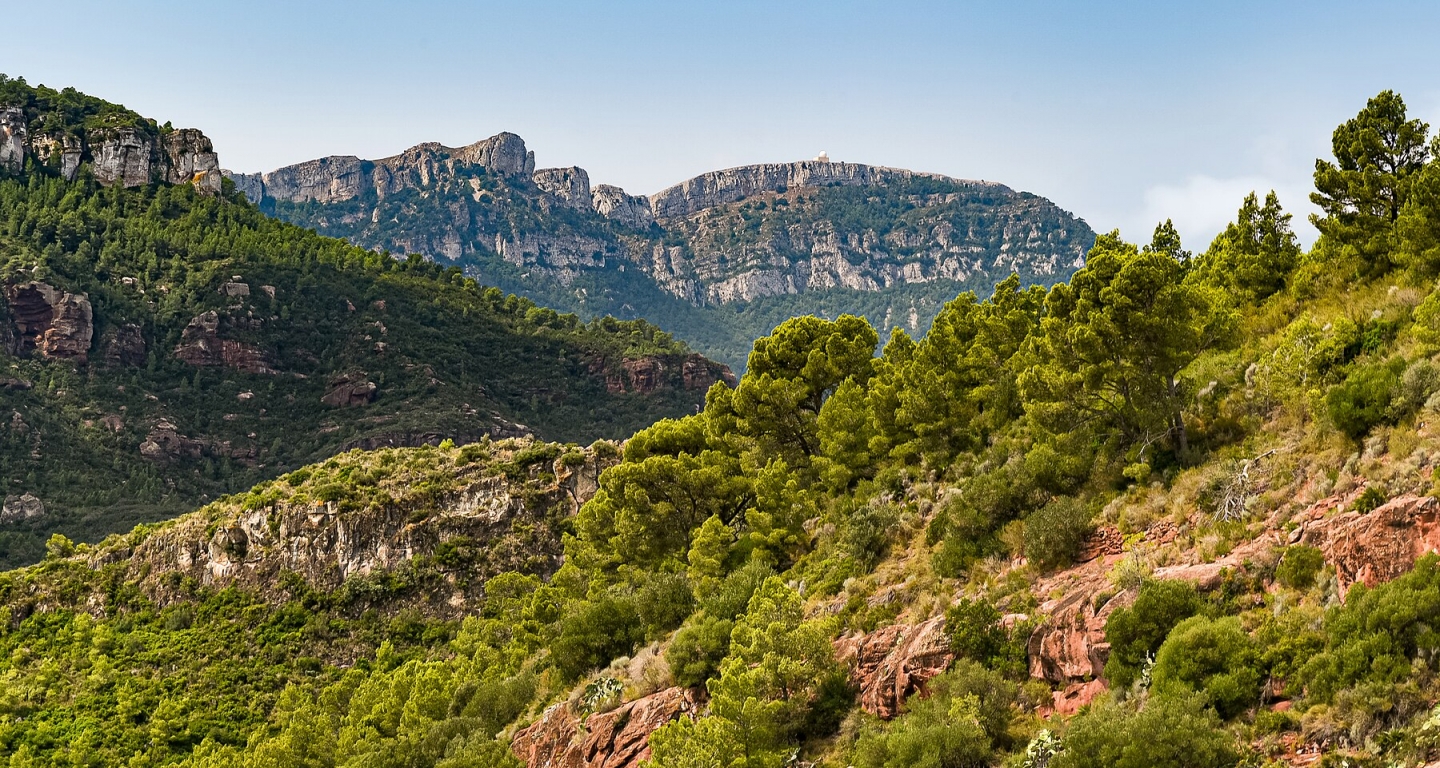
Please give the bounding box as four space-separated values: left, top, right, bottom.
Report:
813 150 830 163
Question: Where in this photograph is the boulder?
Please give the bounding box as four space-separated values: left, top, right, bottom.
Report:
1046 679 1107 717
511 687 702 768
321 374 378 407
139 420 206 462
0 494 44 523
4 281 93 361
834 615 954 719
1297 493 1440 598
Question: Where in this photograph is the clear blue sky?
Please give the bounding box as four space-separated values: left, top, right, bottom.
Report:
7 1 1440 247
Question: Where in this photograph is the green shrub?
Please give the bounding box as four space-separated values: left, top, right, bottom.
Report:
549 596 643 681
696 559 774 621
1151 615 1262 719
1352 486 1386 513
1053 692 1237 768
1023 497 1093 571
1275 545 1326 590
1103 579 1206 688
1299 554 1440 703
665 614 734 688
1326 360 1403 439
851 661 1017 768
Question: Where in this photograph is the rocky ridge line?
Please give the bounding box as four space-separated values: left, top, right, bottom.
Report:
0 105 220 192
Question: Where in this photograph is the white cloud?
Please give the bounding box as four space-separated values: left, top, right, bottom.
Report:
1135 175 1319 253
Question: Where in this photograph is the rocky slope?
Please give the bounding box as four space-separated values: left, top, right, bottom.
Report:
230 136 1093 368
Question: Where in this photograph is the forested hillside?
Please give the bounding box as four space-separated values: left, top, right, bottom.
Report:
0 75 730 568
6 86 1440 768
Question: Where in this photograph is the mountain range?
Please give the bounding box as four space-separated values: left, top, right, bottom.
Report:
226 135 1095 367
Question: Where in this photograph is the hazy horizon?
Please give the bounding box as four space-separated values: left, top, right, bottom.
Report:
7 1 1440 249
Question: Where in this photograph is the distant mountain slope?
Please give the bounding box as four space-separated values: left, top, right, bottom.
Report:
0 74 730 567
230 138 1094 367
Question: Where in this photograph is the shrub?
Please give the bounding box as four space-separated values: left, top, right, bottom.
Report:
1151 615 1262 719
1052 692 1237 768
1326 360 1403 439
946 598 1006 665
1023 497 1093 571
665 614 733 688
549 596 643 681
1103 579 1206 688
1299 554 1440 703
851 662 1017 768
1275 545 1325 590
1393 358 1440 416
696 559 774 621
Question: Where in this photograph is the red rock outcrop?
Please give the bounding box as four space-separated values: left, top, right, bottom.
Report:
100 323 147 367
834 615 954 719
621 358 664 394
321 374 378 407
139 420 207 462
1296 493 1440 597
511 687 702 768
3 281 93 361
1045 679 1107 717
173 311 275 374
682 354 736 390
1027 578 1131 683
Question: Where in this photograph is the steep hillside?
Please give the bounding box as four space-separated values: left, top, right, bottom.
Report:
11 85 1440 768
230 140 1093 368
0 75 731 568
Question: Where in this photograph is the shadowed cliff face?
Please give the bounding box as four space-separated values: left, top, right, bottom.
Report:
228 135 1094 368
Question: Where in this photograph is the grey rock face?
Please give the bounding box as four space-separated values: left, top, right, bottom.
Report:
162 129 222 193
228 132 539 205
0 494 44 523
91 129 154 187
647 160 980 219
0 107 26 173
31 133 84 180
592 184 655 228
533 166 591 210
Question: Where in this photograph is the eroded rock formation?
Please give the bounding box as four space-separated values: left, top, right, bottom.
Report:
224 136 1093 324
173 311 274 374
1296 493 1440 597
0 104 221 191
511 687 702 768
3 281 93 361
534 166 591 210
321 374 378 407
0 494 44 524
834 615 954 719
100 323 146 367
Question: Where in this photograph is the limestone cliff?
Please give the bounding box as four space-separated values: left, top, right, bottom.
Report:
0 99 221 192
230 136 1094 367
